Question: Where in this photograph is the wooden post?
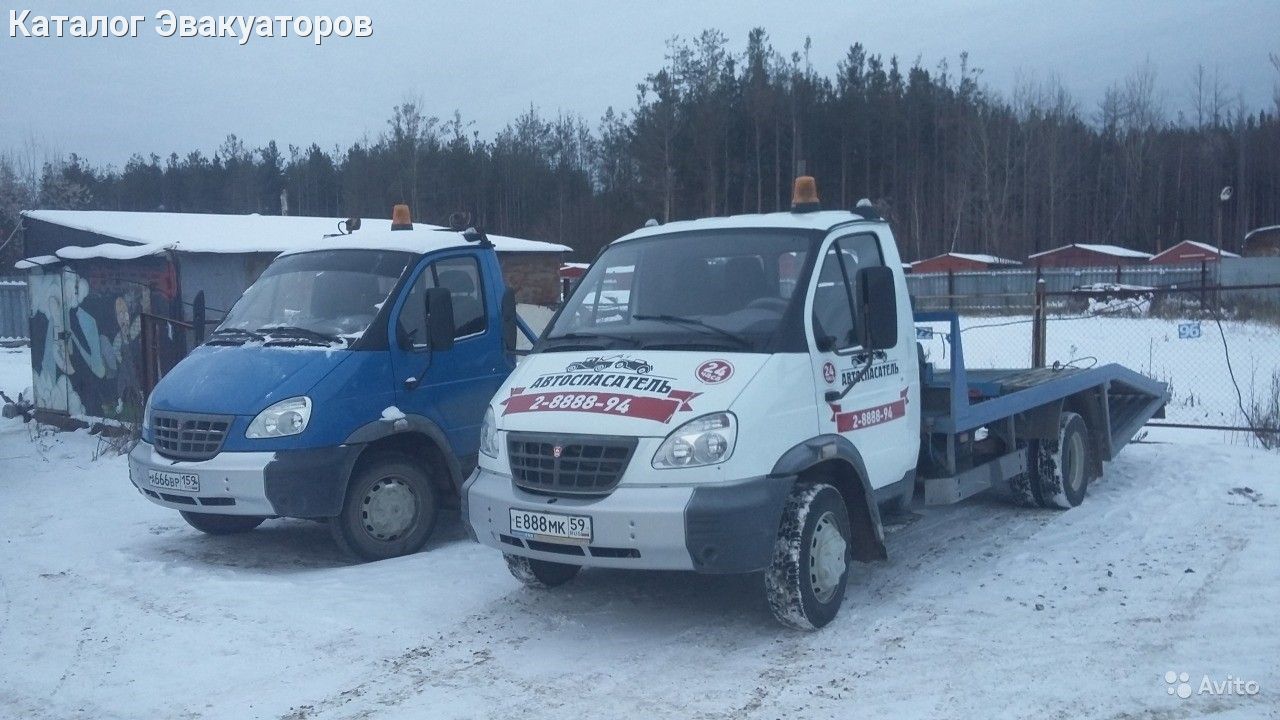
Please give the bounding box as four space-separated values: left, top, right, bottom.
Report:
1199 260 1208 308
947 268 955 311
1032 279 1047 369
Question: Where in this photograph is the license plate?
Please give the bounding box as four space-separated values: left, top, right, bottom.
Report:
509 508 592 543
148 469 200 493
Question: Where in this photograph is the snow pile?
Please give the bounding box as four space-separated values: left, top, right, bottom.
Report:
1086 294 1152 317
0 347 31 398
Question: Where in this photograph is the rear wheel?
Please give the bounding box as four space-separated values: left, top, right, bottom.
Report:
180 511 265 535
329 452 438 561
765 483 852 631
1034 412 1094 509
504 554 581 588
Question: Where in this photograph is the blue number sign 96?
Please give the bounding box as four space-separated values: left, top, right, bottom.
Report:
1178 322 1202 339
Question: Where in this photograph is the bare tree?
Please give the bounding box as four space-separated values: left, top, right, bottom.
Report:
1271 52 1280 115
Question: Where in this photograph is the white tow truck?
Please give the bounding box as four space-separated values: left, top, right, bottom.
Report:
464 178 1168 629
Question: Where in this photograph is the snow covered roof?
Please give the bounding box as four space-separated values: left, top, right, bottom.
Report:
19 210 571 262
614 210 879 244
13 255 59 270
912 252 1021 266
1028 243 1153 260
1151 240 1239 260
1244 225 1280 241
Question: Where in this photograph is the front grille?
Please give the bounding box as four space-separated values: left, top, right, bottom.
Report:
153 410 232 461
508 432 637 496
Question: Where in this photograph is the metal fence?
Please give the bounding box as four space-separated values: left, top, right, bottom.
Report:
0 276 28 342
906 263 1213 312
911 281 1280 443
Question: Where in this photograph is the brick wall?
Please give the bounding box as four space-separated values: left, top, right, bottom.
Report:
497 252 565 306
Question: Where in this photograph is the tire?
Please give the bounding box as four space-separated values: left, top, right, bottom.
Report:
180 511 265 535
765 483 852 631
1006 458 1043 508
504 553 581 588
329 452 439 561
1033 412 1094 509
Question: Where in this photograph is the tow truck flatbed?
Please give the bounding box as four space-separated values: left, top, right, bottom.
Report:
915 311 1169 505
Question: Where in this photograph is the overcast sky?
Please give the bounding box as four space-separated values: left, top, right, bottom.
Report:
2 0 1278 167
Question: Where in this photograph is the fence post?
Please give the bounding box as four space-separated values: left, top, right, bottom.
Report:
1199 260 1208 308
1031 278 1047 369
947 269 955 311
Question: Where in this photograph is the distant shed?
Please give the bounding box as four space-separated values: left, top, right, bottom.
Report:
15 210 569 423
910 252 1021 274
1149 240 1239 265
1028 243 1152 268
1243 225 1280 257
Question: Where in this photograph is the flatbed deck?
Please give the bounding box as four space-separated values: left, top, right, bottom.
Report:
913 311 1169 505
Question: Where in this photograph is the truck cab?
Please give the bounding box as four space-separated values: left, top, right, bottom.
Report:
465 178 921 626
129 217 530 560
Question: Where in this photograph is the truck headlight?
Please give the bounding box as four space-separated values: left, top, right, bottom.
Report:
246 396 312 438
652 412 737 469
142 393 154 434
479 406 499 458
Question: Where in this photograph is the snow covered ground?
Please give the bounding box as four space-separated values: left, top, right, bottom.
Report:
2 344 1278 719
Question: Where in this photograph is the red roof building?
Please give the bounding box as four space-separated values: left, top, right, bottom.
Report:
559 262 589 281
1149 240 1239 265
1028 243 1152 268
910 252 1021 274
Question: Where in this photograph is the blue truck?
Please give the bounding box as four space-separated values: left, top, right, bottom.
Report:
129 217 534 560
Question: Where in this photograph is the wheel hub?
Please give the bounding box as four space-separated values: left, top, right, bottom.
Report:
362 477 417 541
809 511 848 604
1065 432 1085 492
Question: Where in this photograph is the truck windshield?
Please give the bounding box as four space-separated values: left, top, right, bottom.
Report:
543 230 815 353
215 249 413 345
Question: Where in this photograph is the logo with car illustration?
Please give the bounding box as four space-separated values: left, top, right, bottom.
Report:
565 355 654 375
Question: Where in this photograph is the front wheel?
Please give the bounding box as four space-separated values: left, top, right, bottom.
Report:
180 511 265 535
504 554 581 588
329 452 439 561
765 483 852 631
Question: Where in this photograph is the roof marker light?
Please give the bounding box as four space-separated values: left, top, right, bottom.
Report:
791 176 820 213
391 204 412 230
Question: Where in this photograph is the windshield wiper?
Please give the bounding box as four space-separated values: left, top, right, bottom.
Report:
541 332 640 350
632 314 752 349
206 327 265 345
256 325 343 346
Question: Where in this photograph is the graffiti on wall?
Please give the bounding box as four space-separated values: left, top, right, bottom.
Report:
29 258 179 421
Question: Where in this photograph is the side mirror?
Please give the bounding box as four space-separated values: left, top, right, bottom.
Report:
855 266 899 350
425 287 456 351
501 288 518 352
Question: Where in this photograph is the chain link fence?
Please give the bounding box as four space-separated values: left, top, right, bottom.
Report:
910 280 1280 445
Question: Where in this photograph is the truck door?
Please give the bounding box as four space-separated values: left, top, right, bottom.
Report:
391 252 508 462
807 232 915 489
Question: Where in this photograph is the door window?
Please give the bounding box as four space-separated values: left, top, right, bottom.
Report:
811 234 884 351
398 255 487 349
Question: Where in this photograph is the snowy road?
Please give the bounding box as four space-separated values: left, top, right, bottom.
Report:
1 349 1277 719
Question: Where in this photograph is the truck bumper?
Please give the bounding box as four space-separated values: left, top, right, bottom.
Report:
128 441 361 518
464 468 793 573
